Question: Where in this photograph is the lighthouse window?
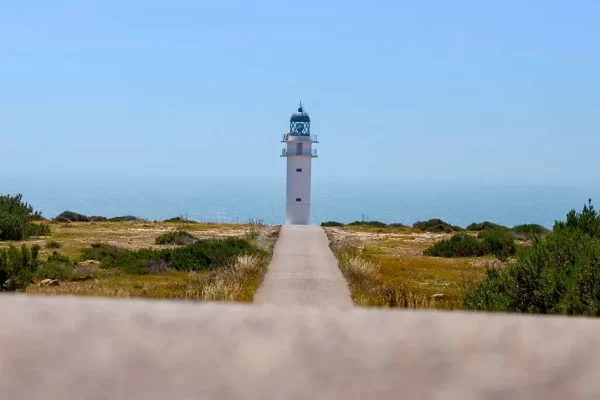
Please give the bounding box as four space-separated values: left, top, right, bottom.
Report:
296 168 302 172
296 198 302 202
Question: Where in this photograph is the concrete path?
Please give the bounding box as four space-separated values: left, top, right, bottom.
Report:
3 296 600 399
254 225 352 308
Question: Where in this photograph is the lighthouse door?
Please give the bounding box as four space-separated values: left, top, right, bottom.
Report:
297 143 303 156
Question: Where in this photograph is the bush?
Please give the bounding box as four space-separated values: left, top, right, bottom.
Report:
511 223 550 239
388 223 407 228
347 220 387 228
163 216 198 223
108 215 142 222
80 238 265 274
464 200 600 315
424 229 517 260
413 219 462 233
33 259 74 281
321 221 345 227
467 221 509 231
55 211 142 223
81 243 128 263
46 240 61 249
169 238 263 271
27 223 51 237
424 234 488 258
155 231 198 245
55 211 91 222
478 229 517 261
0 194 50 240
0 244 41 291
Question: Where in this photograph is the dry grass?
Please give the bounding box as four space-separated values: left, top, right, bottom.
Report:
18 222 279 302
186 254 271 302
26 253 272 302
0 220 266 260
327 227 497 309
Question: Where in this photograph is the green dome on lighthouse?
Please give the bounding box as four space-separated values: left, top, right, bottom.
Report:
290 102 310 123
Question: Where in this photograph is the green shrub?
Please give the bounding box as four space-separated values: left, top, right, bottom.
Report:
424 234 487 257
413 219 462 233
464 200 600 315
33 261 74 281
467 221 509 231
347 220 387 228
47 252 71 263
388 223 407 228
27 223 51 237
0 244 41 291
477 229 516 261
155 231 198 245
321 221 345 227
169 238 263 271
55 211 91 222
511 223 550 239
55 211 141 223
0 213 28 240
163 216 198 223
425 229 517 260
46 240 61 249
81 243 128 262
80 238 264 274
0 194 50 240
108 215 142 222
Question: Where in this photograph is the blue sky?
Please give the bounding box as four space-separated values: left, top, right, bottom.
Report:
1 1 599 184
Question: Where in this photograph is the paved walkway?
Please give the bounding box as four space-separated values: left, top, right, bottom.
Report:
254 225 353 308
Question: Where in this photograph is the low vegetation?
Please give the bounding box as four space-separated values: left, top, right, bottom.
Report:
4 234 276 302
511 223 550 239
155 231 198 245
326 215 559 310
321 221 345 227
413 218 463 233
163 216 199 223
55 211 142 223
0 194 51 241
424 234 488 258
466 221 509 231
80 238 264 274
347 220 388 228
0 201 280 302
45 240 61 249
424 229 516 261
333 243 434 308
0 245 41 291
321 220 408 232
464 201 600 316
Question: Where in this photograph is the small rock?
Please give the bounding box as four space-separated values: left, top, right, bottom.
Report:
431 293 445 300
79 260 100 266
40 279 60 287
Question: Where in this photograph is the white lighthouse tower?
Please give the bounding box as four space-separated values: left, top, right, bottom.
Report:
281 102 318 225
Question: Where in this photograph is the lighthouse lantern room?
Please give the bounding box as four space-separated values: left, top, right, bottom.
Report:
281 102 318 225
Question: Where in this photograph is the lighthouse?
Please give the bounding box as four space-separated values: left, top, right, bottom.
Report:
281 102 318 225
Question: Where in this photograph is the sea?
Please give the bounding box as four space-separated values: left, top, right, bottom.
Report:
2 177 599 229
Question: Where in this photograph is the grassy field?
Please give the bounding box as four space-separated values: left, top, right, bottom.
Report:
0 220 263 259
0 221 278 301
326 225 503 309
